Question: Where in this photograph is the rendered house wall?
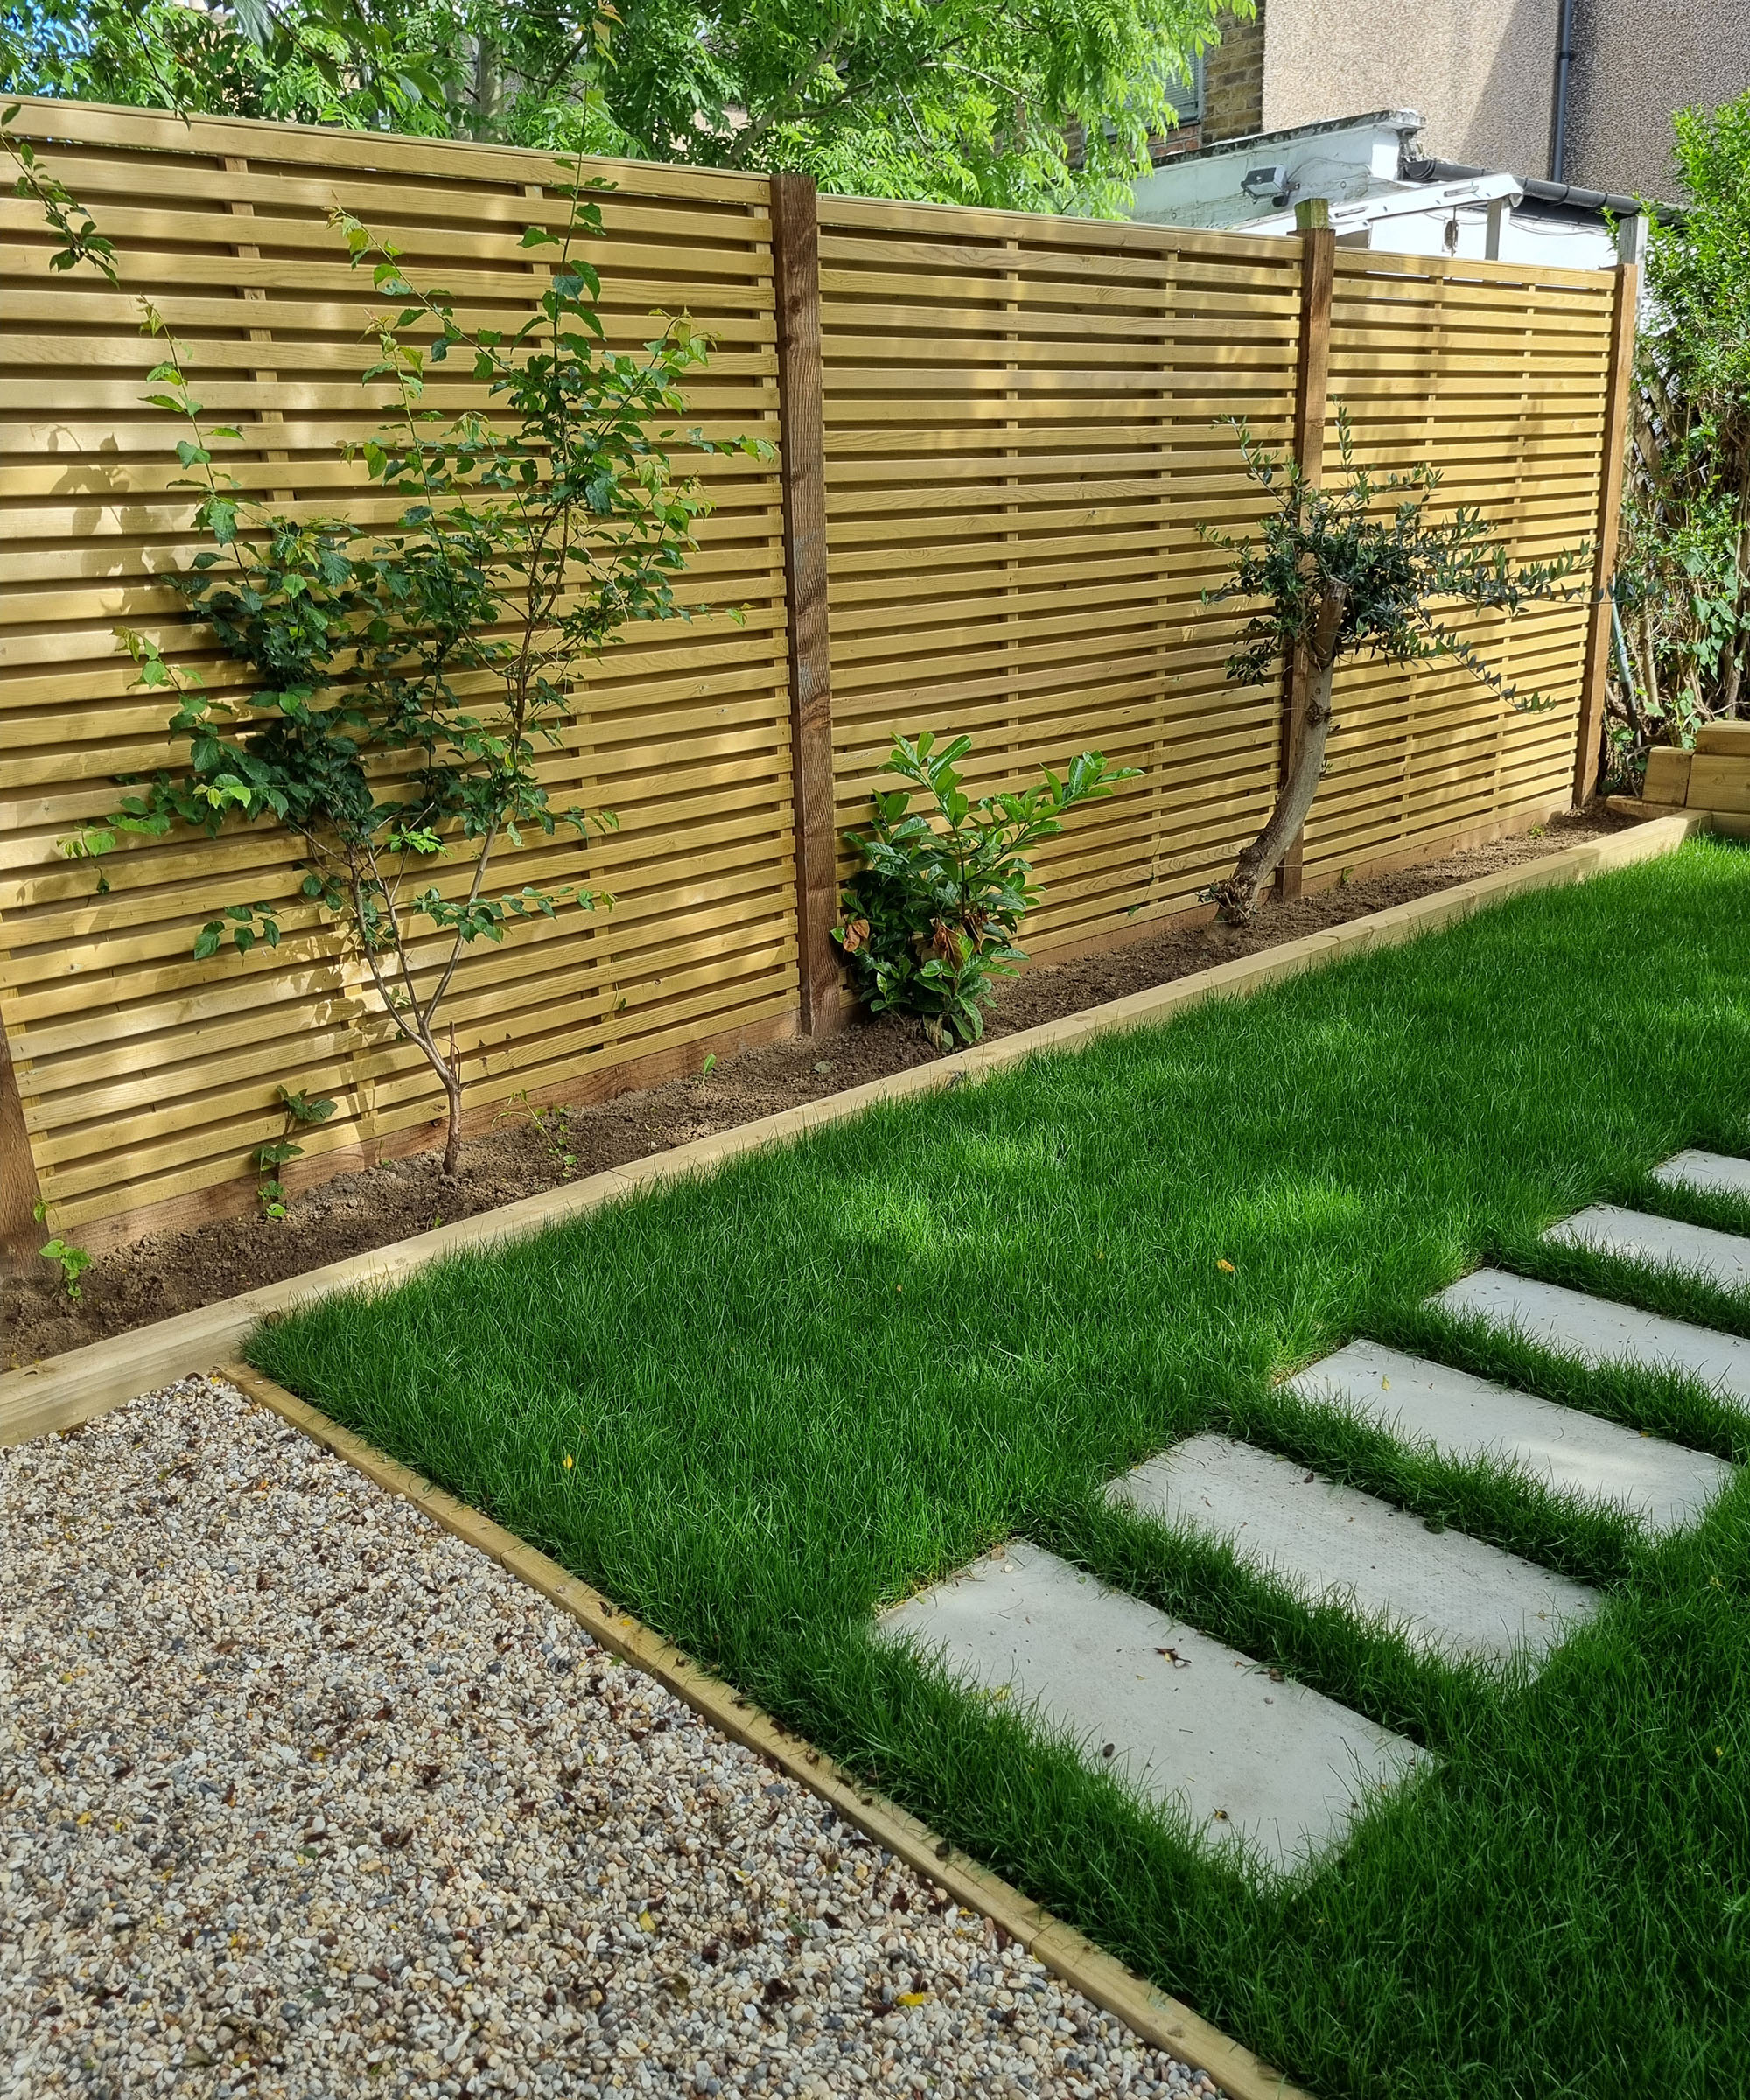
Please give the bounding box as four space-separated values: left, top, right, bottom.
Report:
1564 0 1750 200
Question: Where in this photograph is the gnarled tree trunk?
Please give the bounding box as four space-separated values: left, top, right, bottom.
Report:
1209 583 1349 923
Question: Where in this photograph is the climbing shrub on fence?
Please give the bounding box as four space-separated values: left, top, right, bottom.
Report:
6 116 763 1176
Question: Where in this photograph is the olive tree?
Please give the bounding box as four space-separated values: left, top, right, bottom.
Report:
1202 412 1591 921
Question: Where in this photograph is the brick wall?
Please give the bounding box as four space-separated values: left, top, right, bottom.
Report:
1203 4 1267 144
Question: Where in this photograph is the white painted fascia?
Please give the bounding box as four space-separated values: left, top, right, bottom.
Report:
1130 111 1422 228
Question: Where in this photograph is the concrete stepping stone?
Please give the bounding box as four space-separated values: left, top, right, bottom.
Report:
1285 1339 1732 1534
1547 1204 1750 1293
880 1541 1427 1877
1107 1433 1595 1663
1436 1269 1750 1410
1651 1149 1750 1203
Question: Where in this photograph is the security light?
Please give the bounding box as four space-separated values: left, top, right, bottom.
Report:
1241 164 1290 200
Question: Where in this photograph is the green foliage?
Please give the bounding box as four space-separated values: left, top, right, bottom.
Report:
1610 88 1750 785
38 1236 91 1298
834 732 1135 1046
0 0 1239 215
8 122 752 1172
255 1085 338 1198
535 1104 579 1180
0 1 451 131
256 1086 337 1215
1204 408 1591 708
1650 91 1750 416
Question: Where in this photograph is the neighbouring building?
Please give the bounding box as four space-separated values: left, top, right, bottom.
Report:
1152 0 1750 203
1130 107 1630 270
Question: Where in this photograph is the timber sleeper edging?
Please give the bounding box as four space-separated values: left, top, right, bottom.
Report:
220 1359 1312 2100
0 812 1703 1452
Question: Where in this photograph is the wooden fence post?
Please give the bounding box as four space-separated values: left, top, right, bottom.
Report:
771 172 842 1033
0 1004 46 1274
1572 257 1640 807
1277 197 1335 900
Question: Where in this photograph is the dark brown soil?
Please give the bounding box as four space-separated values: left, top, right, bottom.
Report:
3 808 1625 1369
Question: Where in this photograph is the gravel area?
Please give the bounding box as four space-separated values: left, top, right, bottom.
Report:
2 1376 1223 2100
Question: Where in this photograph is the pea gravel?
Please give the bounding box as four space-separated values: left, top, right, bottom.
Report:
2 1376 1224 2100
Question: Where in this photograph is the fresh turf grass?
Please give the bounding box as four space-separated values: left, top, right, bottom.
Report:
251 836 1750 2098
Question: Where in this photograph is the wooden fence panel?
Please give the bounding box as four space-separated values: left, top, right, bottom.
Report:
0 102 1627 1247
816 198 1304 958
1298 249 1619 885
0 101 795 1242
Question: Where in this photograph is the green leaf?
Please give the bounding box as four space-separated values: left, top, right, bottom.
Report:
280 1088 338 1125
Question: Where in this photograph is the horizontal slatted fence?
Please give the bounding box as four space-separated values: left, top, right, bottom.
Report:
817 198 1304 956
0 102 794 1241
1298 251 1616 885
0 102 1629 1249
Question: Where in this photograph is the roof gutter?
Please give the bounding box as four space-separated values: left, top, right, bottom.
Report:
1242 170 1523 241
1550 0 1578 182
1400 152 1646 222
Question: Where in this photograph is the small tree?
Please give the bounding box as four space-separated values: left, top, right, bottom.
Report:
9 120 757 1175
1201 412 1591 921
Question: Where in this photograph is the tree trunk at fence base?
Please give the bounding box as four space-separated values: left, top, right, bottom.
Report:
439 1046 464 1180
1209 585 1349 924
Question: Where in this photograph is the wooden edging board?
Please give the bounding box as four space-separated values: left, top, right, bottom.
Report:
218 1357 1310 2100
1606 795 1750 841
0 810 1703 1452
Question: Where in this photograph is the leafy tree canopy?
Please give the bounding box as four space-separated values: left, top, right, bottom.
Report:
0 0 1241 212
1651 88 1750 424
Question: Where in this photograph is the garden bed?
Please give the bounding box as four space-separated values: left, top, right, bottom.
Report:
245 833 1750 2099
2 811 1620 1369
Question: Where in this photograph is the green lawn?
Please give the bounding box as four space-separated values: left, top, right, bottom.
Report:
250 836 1750 2099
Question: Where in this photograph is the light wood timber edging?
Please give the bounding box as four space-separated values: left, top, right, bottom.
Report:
218 1357 1311 2100
1606 795 1750 841
0 811 1702 1452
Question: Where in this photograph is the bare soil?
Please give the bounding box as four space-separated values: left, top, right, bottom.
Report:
2 809 1625 1368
